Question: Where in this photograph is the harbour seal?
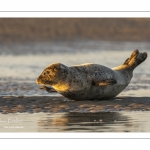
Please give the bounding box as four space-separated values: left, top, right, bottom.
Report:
36 49 147 100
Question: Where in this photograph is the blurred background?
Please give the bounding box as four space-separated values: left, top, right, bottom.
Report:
0 18 150 43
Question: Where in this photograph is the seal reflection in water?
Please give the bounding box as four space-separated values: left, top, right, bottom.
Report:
36 50 147 100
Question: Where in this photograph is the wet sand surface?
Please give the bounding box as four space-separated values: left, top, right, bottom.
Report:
0 96 150 132
0 95 150 132
0 96 150 113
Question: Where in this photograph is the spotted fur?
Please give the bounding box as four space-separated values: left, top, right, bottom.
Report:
36 50 147 100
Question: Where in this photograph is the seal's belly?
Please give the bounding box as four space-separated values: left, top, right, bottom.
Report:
88 84 127 99
59 83 127 100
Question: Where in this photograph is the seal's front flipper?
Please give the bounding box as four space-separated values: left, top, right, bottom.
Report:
98 79 117 86
40 85 57 92
92 78 117 86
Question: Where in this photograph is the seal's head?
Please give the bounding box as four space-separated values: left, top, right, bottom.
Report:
36 63 68 86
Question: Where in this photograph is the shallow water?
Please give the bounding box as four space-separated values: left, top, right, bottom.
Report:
0 111 150 132
0 40 150 132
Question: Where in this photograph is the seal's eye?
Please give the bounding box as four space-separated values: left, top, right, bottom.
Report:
43 72 47 76
43 71 50 76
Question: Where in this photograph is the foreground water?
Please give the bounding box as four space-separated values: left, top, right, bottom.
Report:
0 112 150 132
0 40 150 132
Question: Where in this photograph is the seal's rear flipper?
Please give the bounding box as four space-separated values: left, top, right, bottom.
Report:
92 78 117 86
123 49 147 69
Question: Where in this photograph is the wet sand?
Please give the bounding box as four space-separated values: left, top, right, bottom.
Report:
1 96 150 114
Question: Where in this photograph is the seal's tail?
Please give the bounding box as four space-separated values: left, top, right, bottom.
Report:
123 49 147 69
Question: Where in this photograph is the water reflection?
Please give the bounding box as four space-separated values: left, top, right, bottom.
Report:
0 112 150 132
37 112 130 132
37 112 150 132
